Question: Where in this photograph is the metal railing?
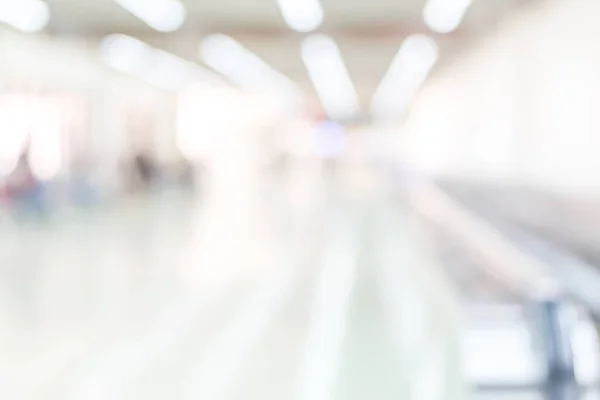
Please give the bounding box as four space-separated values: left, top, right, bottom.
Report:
407 180 600 399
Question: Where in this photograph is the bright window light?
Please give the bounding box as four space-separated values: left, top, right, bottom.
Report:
371 34 439 121
276 0 323 32
177 84 246 161
423 0 473 34
464 327 543 385
0 95 28 175
572 318 600 385
114 0 186 32
0 0 50 33
301 34 360 120
200 34 301 102
30 99 63 181
102 34 219 91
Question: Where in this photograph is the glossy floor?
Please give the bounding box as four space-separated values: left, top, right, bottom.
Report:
1 169 465 400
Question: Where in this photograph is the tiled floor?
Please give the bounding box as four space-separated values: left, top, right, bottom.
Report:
0 171 466 400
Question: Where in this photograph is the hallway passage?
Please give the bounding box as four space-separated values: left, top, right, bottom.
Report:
0 173 465 400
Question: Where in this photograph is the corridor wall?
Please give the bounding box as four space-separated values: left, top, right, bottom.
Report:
0 28 178 188
405 0 600 196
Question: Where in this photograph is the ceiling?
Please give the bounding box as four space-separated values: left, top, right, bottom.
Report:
40 0 530 111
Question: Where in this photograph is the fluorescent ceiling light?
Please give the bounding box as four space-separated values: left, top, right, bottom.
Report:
423 0 473 34
114 0 186 32
0 0 50 32
102 34 220 90
371 34 439 121
276 0 323 32
200 34 302 101
301 34 360 120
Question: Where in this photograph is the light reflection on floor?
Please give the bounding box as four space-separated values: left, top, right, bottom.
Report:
0 162 565 399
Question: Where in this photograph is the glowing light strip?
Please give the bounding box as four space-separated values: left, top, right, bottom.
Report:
200 34 302 103
102 35 220 91
423 0 473 34
276 0 323 32
0 0 49 32
371 34 439 121
114 0 186 32
301 35 360 120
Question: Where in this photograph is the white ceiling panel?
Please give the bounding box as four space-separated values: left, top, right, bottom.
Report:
32 0 531 112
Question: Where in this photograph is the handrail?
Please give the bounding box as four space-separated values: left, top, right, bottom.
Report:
406 179 588 391
407 180 560 300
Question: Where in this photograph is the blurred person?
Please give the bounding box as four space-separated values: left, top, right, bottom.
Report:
0 178 11 221
6 149 47 220
130 150 160 193
135 151 156 185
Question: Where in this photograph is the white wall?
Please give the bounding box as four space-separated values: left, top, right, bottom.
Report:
0 28 179 182
406 0 600 195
